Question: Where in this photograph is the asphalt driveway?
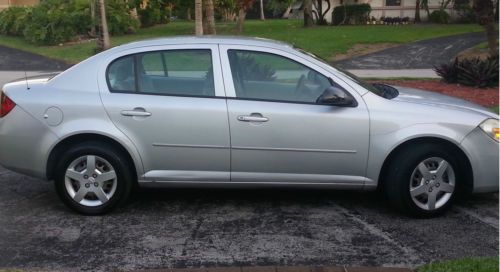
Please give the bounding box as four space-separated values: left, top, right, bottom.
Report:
334 32 487 69
0 165 497 271
0 45 70 71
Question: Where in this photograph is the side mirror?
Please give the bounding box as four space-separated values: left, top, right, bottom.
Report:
316 86 356 106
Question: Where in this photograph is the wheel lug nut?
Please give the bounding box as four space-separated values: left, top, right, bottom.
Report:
436 183 440 187
93 174 97 178
425 180 429 184
84 175 88 179
428 188 433 192
94 182 99 187
85 183 90 188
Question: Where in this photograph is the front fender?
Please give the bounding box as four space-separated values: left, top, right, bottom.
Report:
365 123 474 188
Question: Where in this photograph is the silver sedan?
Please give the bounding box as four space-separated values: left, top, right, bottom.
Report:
0 36 498 216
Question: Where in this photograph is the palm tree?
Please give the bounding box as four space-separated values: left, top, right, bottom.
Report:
414 0 421 22
97 0 110 51
260 0 265 20
204 0 216 34
303 0 314 27
195 0 203 35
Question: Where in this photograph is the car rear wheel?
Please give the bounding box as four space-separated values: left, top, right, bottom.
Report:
384 143 465 217
54 142 133 215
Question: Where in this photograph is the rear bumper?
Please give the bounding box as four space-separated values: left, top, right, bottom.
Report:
0 106 58 179
461 127 499 193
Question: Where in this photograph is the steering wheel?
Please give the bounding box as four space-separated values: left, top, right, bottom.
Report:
295 75 306 98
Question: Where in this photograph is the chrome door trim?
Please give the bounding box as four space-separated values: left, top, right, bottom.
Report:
152 143 229 149
231 172 368 183
232 146 357 154
138 180 373 190
142 170 230 181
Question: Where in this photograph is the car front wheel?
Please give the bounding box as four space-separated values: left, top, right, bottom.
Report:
384 143 465 217
54 142 133 215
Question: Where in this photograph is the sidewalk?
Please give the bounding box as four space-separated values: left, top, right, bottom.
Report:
140 266 412 272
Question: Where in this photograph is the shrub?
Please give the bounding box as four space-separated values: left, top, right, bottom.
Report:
0 6 30 36
137 0 170 27
23 1 84 45
454 0 476 23
434 56 499 88
434 58 460 83
429 10 450 24
106 0 140 35
332 4 371 25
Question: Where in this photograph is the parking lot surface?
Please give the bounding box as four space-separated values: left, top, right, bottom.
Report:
0 165 498 271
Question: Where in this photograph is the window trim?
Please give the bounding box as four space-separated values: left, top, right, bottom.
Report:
225 49 357 107
105 48 217 98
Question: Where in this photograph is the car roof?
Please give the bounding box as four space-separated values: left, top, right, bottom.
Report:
114 35 294 51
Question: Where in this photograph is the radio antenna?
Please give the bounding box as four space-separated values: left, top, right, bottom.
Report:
24 70 30 90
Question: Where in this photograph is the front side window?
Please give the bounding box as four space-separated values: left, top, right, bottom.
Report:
228 50 331 103
107 49 215 97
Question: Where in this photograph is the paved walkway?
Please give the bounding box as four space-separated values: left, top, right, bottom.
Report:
335 32 487 69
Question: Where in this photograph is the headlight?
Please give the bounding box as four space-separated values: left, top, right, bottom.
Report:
479 118 500 142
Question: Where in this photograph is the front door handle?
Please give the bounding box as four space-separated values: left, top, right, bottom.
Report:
121 108 152 117
237 114 269 122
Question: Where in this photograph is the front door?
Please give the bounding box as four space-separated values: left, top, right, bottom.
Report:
220 45 370 185
99 45 230 182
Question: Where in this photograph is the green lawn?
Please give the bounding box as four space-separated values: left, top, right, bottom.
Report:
0 20 483 64
417 257 499 272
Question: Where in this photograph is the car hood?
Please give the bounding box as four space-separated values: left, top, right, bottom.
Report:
392 86 498 118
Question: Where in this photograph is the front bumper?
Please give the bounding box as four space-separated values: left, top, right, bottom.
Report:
461 127 499 193
0 106 58 179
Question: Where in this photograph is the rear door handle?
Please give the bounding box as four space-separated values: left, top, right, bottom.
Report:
121 108 152 117
237 115 269 122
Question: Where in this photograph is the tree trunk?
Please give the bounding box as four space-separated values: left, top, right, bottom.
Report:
282 5 292 18
236 8 247 34
414 0 421 22
473 0 498 56
90 0 96 37
260 0 266 20
204 0 216 34
195 0 203 35
97 0 110 51
484 21 498 56
303 0 314 27
187 7 192 21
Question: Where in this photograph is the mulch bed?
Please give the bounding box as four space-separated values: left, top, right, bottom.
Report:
372 79 499 107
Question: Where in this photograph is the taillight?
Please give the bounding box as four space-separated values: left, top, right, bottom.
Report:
0 91 16 118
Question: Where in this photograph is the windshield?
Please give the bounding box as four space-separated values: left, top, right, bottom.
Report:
294 47 394 98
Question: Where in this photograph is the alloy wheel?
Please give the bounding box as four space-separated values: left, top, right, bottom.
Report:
409 157 456 211
64 155 117 207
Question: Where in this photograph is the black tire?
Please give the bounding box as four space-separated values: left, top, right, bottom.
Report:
383 142 466 217
54 141 134 215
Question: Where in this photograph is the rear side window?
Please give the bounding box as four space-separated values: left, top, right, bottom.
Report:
106 49 215 97
138 50 214 97
107 56 136 93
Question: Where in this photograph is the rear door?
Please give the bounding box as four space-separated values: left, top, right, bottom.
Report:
219 45 370 185
98 44 231 182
